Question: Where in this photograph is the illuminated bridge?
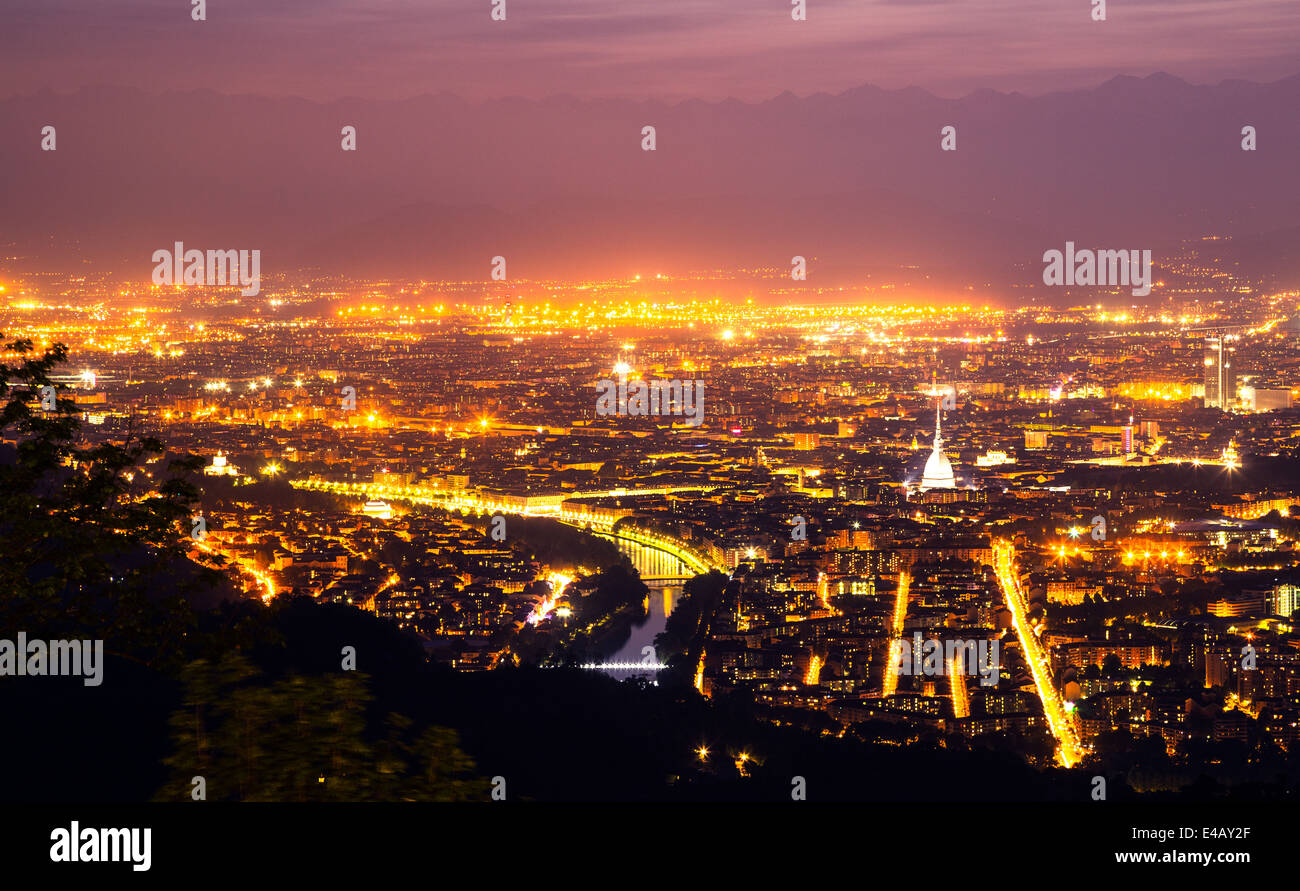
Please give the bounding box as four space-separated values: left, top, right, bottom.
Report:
598 533 699 583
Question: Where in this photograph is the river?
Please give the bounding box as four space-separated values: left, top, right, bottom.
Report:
592 535 694 679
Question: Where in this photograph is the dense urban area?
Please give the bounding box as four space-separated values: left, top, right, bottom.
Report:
5 252 1300 798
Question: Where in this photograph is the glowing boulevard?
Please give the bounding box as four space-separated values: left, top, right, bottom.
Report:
993 540 1084 767
881 569 910 697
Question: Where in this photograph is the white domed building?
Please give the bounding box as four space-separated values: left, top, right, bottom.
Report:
917 400 957 492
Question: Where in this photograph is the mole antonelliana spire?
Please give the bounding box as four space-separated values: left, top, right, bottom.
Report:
919 389 956 491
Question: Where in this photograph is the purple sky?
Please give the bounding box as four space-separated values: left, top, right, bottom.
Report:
3 0 1299 101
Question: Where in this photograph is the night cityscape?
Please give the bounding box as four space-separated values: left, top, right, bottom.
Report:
2 0 1297 874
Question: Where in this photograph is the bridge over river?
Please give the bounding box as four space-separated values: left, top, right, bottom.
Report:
582 533 700 677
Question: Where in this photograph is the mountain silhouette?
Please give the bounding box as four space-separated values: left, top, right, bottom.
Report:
2 73 1298 291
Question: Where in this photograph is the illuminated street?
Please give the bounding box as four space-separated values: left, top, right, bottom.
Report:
994 541 1085 767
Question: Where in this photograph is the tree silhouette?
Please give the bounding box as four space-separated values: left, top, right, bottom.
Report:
0 337 221 668
158 653 486 801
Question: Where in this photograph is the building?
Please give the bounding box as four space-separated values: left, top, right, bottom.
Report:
975 449 1014 467
1247 388 1292 412
1024 430 1048 449
361 500 393 520
1203 336 1236 410
918 398 956 492
203 452 239 476
1206 591 1267 618
1046 577 1104 605
1273 583 1300 618
1058 640 1164 670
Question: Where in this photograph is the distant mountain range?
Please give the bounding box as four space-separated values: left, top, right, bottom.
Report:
2 73 1298 292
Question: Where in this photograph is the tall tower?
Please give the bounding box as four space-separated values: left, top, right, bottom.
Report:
1203 337 1222 408
1203 336 1235 410
919 394 957 491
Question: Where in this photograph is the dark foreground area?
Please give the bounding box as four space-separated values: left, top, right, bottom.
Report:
4 593 1298 804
